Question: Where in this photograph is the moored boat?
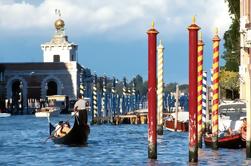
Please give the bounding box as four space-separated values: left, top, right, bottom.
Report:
204 133 245 149
49 109 90 145
35 107 60 118
165 112 189 132
0 113 11 118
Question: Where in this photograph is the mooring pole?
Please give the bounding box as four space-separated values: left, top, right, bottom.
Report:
101 75 107 118
92 74 98 124
112 76 116 122
212 28 220 150
197 32 204 148
202 71 207 133
188 16 200 163
157 40 164 135
147 21 158 159
122 77 127 114
174 84 179 131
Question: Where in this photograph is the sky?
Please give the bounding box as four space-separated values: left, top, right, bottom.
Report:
0 0 232 84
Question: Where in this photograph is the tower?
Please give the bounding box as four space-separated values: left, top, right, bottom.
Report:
41 17 78 63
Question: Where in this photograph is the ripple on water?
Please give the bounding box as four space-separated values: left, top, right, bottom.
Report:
0 115 249 165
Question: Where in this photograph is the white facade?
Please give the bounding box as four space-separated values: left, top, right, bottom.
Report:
239 0 251 100
41 19 78 63
40 18 80 99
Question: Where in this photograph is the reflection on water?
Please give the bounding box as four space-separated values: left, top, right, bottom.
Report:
0 115 248 165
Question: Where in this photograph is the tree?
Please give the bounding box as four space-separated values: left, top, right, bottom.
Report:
222 0 240 72
164 82 177 92
220 69 239 99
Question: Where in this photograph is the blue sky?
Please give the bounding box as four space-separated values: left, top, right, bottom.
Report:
0 0 231 84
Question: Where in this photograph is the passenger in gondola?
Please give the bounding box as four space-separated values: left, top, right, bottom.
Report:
74 95 88 124
54 121 71 137
206 124 233 138
240 118 247 140
218 127 233 138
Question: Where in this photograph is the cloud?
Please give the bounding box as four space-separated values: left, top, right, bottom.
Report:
0 0 231 40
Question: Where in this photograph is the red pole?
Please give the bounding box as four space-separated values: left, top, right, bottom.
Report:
147 21 158 159
188 16 200 163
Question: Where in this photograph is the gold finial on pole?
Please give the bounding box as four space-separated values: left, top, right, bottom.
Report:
199 31 202 40
192 16 196 24
151 21 155 28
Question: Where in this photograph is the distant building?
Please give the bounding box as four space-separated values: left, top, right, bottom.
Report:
0 18 92 113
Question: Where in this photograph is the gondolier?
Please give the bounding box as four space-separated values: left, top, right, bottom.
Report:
74 95 88 124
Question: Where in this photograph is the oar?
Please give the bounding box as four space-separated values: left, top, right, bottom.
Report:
43 111 78 143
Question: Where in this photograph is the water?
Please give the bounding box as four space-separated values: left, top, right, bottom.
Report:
0 115 250 166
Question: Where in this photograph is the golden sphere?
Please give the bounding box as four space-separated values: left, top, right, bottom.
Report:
54 19 65 30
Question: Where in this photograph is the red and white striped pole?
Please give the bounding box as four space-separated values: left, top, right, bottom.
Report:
147 21 158 159
197 32 204 148
212 28 220 149
188 16 200 163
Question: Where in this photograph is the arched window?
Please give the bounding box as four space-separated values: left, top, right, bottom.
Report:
53 55 60 62
46 81 57 96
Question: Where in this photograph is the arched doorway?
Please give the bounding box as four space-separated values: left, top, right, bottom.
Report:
12 80 23 114
47 81 57 96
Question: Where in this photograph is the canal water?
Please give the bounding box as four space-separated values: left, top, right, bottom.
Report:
0 115 250 166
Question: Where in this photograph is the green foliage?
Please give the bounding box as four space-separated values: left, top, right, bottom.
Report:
129 75 147 95
164 82 177 92
163 82 188 93
220 69 239 99
95 74 188 96
222 0 240 72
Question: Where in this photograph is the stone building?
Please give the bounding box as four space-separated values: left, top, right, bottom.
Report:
0 18 92 113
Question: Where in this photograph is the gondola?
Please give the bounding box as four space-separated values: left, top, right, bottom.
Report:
165 119 188 132
164 112 189 132
49 110 90 145
204 133 245 149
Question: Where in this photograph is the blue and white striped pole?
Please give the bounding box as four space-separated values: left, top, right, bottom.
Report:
119 95 123 114
101 75 107 117
122 77 127 114
127 89 131 112
132 79 136 111
202 71 207 131
92 74 98 123
112 77 117 118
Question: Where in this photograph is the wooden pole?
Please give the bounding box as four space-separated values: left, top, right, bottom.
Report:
147 21 158 159
188 16 200 163
202 71 207 132
206 85 210 133
212 28 220 150
174 84 179 131
197 32 204 148
92 74 98 124
157 40 164 135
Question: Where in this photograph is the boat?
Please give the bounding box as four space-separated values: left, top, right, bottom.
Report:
165 112 189 132
204 133 245 149
0 113 11 118
35 107 60 117
203 100 247 149
49 109 90 145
